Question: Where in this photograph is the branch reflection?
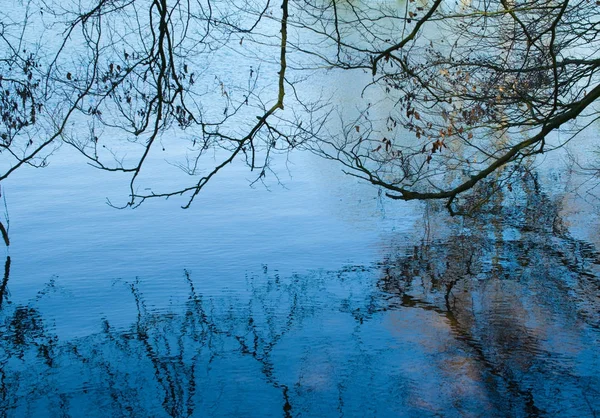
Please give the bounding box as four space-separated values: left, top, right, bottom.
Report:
0 178 599 417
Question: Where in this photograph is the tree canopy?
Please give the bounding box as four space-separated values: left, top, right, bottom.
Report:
1 0 599 211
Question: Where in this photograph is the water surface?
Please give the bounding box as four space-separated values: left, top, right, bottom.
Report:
0 149 599 417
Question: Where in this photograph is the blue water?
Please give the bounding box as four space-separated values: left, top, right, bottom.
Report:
0 148 599 417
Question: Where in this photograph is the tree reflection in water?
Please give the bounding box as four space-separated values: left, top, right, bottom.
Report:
378 172 600 416
0 175 599 417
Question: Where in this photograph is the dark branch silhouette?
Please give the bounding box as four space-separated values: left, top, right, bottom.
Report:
0 0 599 208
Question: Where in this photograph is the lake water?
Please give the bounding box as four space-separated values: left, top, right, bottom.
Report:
1 145 599 417
1 0 600 416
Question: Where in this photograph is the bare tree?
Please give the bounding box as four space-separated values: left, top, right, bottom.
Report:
305 0 600 211
1 0 599 210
